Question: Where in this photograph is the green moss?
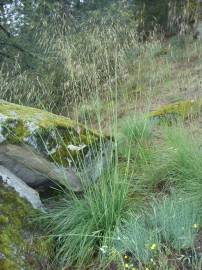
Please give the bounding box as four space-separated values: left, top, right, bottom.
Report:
33 126 94 166
0 215 9 224
51 145 70 167
149 100 202 123
0 100 101 135
0 184 52 270
0 100 104 167
0 100 76 129
2 119 31 144
0 258 19 270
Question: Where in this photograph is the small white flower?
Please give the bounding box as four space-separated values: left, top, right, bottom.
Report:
67 144 86 151
100 245 108 254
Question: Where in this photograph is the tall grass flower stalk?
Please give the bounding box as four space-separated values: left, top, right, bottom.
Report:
41 49 135 268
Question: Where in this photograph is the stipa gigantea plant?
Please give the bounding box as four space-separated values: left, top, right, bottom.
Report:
39 93 137 268
2 22 202 119
0 63 60 113
0 13 193 116
43 160 132 268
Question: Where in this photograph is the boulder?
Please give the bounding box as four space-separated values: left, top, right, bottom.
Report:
0 165 43 210
149 100 202 124
0 100 112 191
0 183 52 270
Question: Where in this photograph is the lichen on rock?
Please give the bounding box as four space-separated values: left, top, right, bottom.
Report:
0 99 100 165
149 100 202 124
0 184 52 270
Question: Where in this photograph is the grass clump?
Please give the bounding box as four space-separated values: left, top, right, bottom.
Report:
136 144 175 192
118 114 154 167
149 195 201 250
135 125 202 196
43 165 132 268
164 127 202 198
116 194 201 266
120 115 152 143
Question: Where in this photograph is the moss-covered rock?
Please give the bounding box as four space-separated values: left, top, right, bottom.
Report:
0 100 111 191
0 99 100 161
149 100 202 124
0 183 52 270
